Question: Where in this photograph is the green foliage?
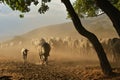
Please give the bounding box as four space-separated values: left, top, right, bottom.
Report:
72 0 120 18
0 0 38 13
1 0 120 18
38 2 49 14
19 14 24 18
38 0 51 14
0 0 51 15
71 0 99 18
112 0 120 10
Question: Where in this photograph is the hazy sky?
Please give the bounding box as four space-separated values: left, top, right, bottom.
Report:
0 0 75 41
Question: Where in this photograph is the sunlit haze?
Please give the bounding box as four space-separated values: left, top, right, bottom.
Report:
0 0 75 41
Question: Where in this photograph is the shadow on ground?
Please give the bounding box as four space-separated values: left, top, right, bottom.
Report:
0 76 12 80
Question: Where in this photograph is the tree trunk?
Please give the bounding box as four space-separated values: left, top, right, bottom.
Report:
61 0 113 76
95 0 120 37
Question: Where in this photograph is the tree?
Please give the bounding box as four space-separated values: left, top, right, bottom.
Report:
72 0 120 17
0 0 50 17
0 0 113 75
61 0 113 76
73 0 120 37
95 0 120 37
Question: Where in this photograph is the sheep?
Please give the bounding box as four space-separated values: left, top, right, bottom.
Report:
21 48 29 63
9 42 14 47
108 38 120 63
31 39 41 50
98 38 120 63
0 43 2 48
63 36 73 50
18 41 22 45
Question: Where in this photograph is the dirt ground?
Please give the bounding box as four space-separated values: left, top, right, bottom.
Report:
0 44 120 80
0 58 120 80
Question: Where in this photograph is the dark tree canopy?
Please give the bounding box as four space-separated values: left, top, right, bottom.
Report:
0 0 120 18
0 0 51 17
0 0 38 13
72 0 120 18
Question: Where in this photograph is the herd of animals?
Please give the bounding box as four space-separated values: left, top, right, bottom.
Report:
0 37 120 64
